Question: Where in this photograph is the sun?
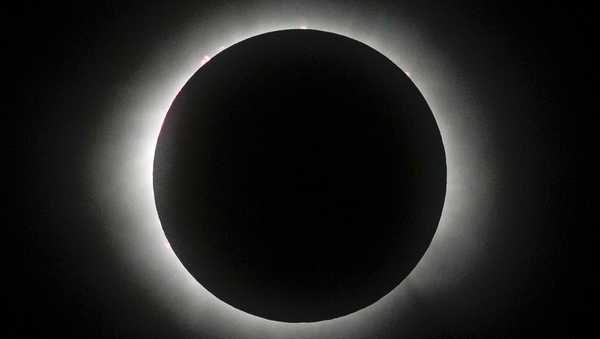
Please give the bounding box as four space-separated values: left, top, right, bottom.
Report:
92 2 494 337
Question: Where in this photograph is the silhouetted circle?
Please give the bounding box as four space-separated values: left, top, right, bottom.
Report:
154 30 446 322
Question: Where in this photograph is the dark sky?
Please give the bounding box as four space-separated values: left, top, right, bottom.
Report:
13 1 578 338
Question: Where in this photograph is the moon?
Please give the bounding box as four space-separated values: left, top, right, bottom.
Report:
153 30 446 322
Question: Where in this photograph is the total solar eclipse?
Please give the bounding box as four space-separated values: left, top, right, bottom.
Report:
153 30 446 322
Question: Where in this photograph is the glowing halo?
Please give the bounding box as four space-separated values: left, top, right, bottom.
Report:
91 3 495 337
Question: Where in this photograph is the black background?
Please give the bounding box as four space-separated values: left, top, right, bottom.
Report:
13 1 579 338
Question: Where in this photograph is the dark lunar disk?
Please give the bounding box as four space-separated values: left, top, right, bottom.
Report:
154 30 446 322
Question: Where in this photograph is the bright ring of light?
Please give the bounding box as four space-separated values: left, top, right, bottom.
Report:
92 3 495 338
